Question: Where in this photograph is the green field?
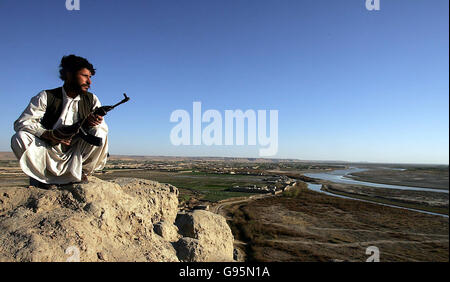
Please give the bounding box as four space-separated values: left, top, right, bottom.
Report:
96 169 266 202
0 159 268 202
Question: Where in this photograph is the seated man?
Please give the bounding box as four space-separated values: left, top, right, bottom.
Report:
11 54 108 188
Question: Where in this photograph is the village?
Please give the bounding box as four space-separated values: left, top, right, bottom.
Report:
227 175 296 195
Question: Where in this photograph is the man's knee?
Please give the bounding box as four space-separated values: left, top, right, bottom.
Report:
11 131 35 159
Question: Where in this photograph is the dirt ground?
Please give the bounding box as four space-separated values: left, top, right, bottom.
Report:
224 184 449 262
348 168 449 190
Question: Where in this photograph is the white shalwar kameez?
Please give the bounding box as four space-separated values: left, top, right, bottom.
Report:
11 87 108 184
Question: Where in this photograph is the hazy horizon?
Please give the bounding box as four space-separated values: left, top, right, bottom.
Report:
0 150 447 166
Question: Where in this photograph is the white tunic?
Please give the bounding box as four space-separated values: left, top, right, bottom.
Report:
12 87 109 184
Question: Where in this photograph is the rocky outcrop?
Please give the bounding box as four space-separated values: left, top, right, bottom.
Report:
154 221 181 243
0 177 234 262
175 210 234 262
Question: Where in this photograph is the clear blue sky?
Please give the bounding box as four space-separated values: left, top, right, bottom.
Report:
0 0 448 164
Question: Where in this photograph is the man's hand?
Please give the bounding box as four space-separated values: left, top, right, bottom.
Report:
60 138 72 146
41 130 72 146
86 113 103 127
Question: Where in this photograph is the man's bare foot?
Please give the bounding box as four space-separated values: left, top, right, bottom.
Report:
81 173 89 184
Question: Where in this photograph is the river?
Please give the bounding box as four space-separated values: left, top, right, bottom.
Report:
305 167 448 193
304 168 448 218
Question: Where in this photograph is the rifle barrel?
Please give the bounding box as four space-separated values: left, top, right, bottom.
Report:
110 93 130 109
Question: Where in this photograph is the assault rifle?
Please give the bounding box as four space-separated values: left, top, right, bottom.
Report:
48 93 130 146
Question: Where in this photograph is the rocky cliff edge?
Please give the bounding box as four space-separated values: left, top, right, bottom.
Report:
0 177 234 262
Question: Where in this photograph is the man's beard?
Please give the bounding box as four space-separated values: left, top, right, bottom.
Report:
66 80 89 95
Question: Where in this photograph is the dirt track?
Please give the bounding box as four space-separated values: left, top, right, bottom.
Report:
211 194 272 217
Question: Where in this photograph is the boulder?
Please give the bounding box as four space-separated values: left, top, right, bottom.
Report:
153 221 181 242
175 210 234 262
174 237 206 262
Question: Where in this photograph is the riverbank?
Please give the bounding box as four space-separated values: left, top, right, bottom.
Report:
225 184 449 262
347 167 448 191
321 183 449 215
